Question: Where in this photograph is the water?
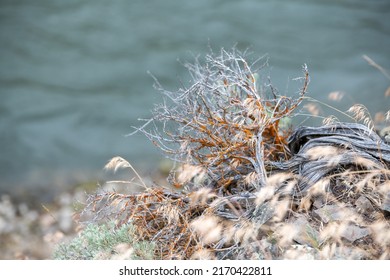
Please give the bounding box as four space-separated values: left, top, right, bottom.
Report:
1 0 389 199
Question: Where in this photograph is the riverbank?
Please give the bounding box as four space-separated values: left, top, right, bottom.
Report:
2 48 389 260
0 164 170 259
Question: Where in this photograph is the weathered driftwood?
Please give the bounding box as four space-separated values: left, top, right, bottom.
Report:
272 123 390 195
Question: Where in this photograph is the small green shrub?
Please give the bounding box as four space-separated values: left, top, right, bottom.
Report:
53 222 155 260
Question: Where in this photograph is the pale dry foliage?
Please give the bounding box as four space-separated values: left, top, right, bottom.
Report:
347 104 374 131
328 91 345 102
80 49 390 260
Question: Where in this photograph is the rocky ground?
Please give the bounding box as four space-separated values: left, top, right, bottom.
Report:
0 166 169 260
0 189 83 259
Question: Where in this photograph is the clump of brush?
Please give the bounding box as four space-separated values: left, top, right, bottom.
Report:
131 48 308 193
60 48 390 260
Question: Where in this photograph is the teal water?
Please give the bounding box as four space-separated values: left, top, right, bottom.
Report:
0 0 389 198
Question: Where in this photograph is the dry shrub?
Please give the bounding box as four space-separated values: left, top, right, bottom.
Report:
130 48 309 191
78 49 390 260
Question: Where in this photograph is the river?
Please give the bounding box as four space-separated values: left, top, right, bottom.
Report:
0 0 389 200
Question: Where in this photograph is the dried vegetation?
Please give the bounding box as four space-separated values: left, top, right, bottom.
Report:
75 49 390 260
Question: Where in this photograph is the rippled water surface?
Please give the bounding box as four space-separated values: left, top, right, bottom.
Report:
1 0 389 197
